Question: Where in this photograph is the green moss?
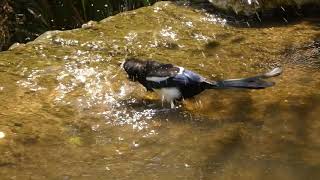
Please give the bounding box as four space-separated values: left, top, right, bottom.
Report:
68 136 83 146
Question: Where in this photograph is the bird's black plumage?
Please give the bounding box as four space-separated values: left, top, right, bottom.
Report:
122 57 282 106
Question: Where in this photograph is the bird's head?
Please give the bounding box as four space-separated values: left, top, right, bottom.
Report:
122 57 147 81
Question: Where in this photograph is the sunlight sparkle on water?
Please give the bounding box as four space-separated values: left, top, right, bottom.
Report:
247 0 259 5
201 13 227 26
17 69 47 91
0 132 5 139
183 21 193 28
102 108 156 131
81 41 106 51
15 43 161 131
192 33 212 43
55 61 109 107
54 60 155 131
52 37 79 46
53 60 153 130
153 6 162 13
160 26 178 41
124 32 138 45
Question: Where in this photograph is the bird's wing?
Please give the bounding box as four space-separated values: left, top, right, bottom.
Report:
146 65 182 83
146 65 207 89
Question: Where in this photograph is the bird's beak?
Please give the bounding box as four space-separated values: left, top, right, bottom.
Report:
117 60 126 69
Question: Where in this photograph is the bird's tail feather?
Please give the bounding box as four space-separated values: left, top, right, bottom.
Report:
205 67 282 89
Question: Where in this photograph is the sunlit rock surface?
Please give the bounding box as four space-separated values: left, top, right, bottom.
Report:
208 0 320 15
284 38 320 68
0 1 319 179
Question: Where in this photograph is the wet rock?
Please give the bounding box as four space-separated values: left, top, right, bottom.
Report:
284 38 320 68
68 136 83 146
8 42 25 50
81 21 98 30
32 30 62 44
206 0 320 15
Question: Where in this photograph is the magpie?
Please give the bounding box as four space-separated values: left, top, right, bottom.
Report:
122 57 282 108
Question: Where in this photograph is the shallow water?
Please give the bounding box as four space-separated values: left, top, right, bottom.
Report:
0 2 320 179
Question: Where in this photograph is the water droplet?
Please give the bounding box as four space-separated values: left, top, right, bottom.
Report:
0 132 6 139
133 141 139 148
201 13 227 26
91 124 100 131
184 21 193 28
192 33 211 42
153 7 162 13
115 149 123 155
159 26 178 41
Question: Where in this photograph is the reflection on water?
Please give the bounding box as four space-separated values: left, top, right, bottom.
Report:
0 1 320 180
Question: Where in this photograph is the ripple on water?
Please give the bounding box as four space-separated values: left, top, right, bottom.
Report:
200 12 227 26
192 33 212 43
14 44 163 132
52 50 165 131
159 26 178 41
17 69 47 91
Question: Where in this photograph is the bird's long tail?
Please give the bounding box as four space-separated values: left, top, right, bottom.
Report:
204 67 282 89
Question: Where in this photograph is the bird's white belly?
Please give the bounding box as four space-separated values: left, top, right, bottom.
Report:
153 87 181 102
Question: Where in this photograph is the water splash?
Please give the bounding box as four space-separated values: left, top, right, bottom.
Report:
159 26 178 41
201 13 227 26
192 33 212 43
153 6 162 13
81 40 106 51
17 69 47 91
124 32 138 46
183 21 194 28
101 108 157 131
52 36 79 46
247 0 259 5
50 49 163 130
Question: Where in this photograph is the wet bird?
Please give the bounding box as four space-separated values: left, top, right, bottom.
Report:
122 57 282 108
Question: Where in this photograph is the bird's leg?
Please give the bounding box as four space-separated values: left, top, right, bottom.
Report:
170 101 175 109
161 95 165 107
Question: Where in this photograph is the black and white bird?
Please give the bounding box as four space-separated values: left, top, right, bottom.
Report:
122 57 282 108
